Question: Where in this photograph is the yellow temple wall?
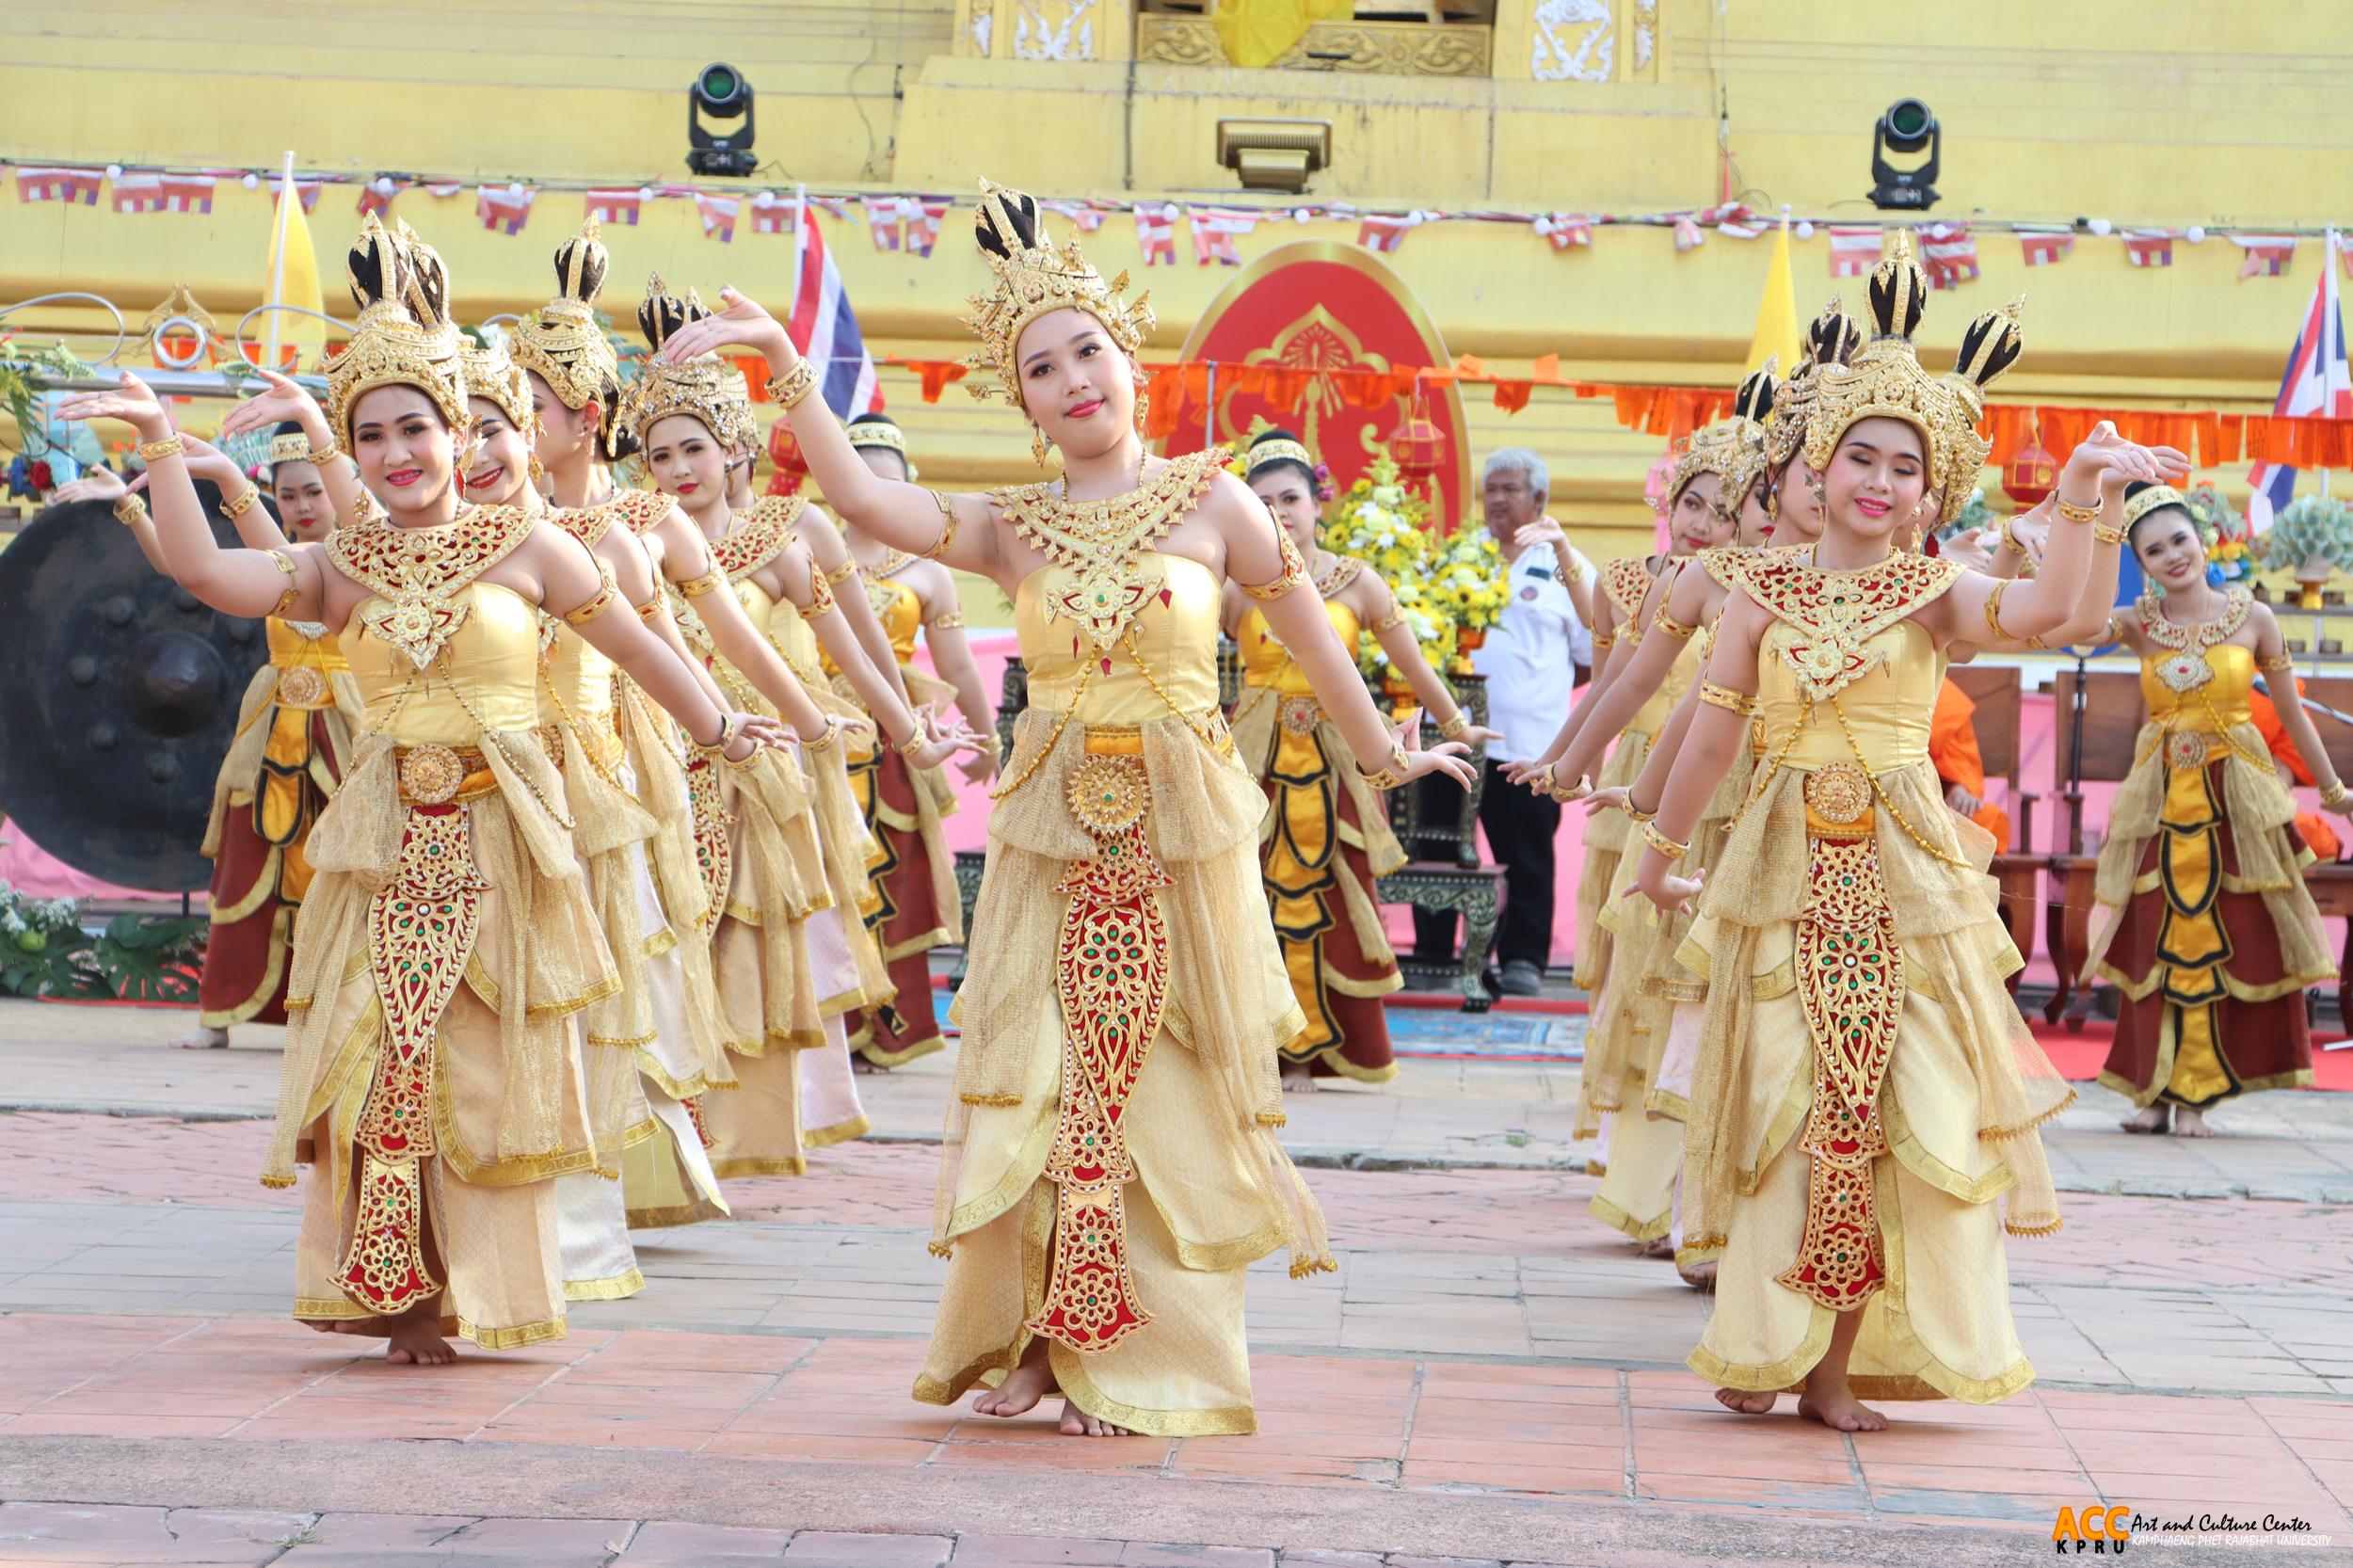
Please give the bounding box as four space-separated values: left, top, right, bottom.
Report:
6 0 2351 565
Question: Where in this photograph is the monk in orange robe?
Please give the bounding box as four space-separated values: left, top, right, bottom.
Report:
1931 678 2012 846
2249 677 2342 861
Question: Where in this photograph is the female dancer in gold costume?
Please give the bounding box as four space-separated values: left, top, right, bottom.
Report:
63 425 360 1052
64 216 787 1366
629 278 974 1171
2085 482 2342 1134
1226 428 1497 1087
654 181 1473 1436
1630 236 2181 1430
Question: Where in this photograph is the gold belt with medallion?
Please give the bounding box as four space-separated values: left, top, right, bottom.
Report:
395 744 499 807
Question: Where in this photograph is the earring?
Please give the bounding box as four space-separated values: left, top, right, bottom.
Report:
528 452 546 482
1030 425 1053 468
1805 475 1827 506
1132 389 1150 436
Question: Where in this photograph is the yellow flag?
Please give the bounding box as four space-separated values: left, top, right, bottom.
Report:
1213 0 1354 69
1744 216 1801 378
262 183 324 371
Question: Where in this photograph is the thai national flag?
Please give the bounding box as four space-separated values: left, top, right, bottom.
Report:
789 203 883 420
2246 233 2352 535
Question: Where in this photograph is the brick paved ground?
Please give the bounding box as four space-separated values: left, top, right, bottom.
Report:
2 1000 2350 1564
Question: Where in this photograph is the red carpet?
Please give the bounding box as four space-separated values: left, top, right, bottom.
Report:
2029 1017 2353 1091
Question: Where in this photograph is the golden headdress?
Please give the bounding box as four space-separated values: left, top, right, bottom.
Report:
963 179 1154 409
324 215 469 451
266 428 314 469
1669 360 1776 516
1797 232 2023 524
2121 482 2189 534
457 329 536 437
846 413 917 478
1764 296 1865 473
508 218 634 457
626 274 757 452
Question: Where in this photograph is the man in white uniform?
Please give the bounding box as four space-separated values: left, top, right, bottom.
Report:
1411 447 1593 996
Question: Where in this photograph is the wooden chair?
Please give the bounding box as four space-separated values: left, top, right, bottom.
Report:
2041 668 2147 1027
1945 665 2040 990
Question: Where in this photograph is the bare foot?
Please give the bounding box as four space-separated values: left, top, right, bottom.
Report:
2120 1103 2170 1135
1641 1236 1675 1258
970 1341 1056 1419
852 1058 881 1076
1714 1387 1777 1415
1678 1260 1718 1292
173 1025 230 1050
302 1318 385 1337
1280 1064 1318 1094
2173 1106 2215 1138
1798 1386 1887 1432
1058 1401 1131 1437
382 1311 456 1367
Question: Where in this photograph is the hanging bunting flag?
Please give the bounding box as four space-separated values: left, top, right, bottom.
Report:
14 167 101 205
2123 229 2176 268
1357 213 1419 254
696 192 740 243
424 181 463 200
2017 226 2074 266
1191 206 1259 265
1134 202 1178 266
1532 213 1594 251
475 184 536 235
749 190 795 236
2233 234 2297 279
1704 202 1764 239
584 187 643 228
111 174 166 215
160 174 216 215
1827 225 1882 277
904 198 950 258
805 195 856 221
285 179 328 215
1919 221 1979 288
863 194 904 251
1672 215 1705 251
357 178 411 218
1046 200 1109 232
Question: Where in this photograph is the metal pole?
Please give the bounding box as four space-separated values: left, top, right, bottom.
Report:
264 151 295 374
1202 361 1217 449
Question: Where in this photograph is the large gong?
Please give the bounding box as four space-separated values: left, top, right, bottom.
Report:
0 494 268 890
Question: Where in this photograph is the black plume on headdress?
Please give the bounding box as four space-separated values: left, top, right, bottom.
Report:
974 183 1045 260
1952 301 2025 392
636 273 689 353
1733 363 1776 424
1806 298 1864 370
553 225 610 305
346 216 408 313
392 221 452 329
1865 241 1928 342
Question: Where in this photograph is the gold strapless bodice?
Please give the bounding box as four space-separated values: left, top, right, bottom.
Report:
1628 616 1705 738
537 617 616 732
820 570 921 676
1758 617 1940 773
766 589 821 681
2141 644 2257 733
340 581 542 745
1238 599 1361 697
266 616 348 673
1017 552 1222 724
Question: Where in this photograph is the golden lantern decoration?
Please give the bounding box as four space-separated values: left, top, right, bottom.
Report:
1389 384 1448 516
2003 424 2057 508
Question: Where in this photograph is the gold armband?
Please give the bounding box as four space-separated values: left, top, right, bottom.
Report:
1369 611 1405 635
1652 600 1699 641
1699 681 1755 716
1437 712 1468 741
112 494 149 528
927 611 966 631
1357 743 1411 792
1638 818 1689 862
2054 493 2101 526
1241 526 1307 601
265 549 300 616
563 564 621 627
2258 652 2295 674
824 559 860 586
920 489 960 561
676 566 726 600
220 484 263 520
766 360 819 411
635 599 664 622
136 433 184 462
1983 580 2047 650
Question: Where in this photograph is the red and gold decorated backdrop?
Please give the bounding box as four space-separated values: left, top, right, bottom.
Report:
1164 243 1474 533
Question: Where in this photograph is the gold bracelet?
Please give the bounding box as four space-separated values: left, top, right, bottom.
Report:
1357 743 1411 792
2323 780 2351 810
1548 770 1592 804
2054 493 2101 526
1623 797 1657 824
766 360 819 411
1590 630 1615 652
800 713 841 754
136 434 184 462
304 438 342 467
112 494 149 527
1652 600 1699 641
695 711 742 755
1698 681 1754 716
1638 817 1689 862
1996 516 2038 576
2092 521 2127 548
893 720 931 759
920 489 960 561
220 484 263 520
1437 712 1468 741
